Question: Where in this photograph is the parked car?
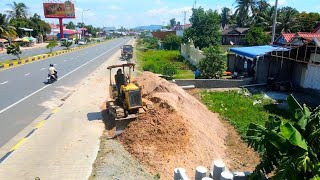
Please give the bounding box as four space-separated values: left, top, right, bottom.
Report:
78 40 86 45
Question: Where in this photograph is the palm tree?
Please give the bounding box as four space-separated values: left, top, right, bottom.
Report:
221 7 231 29
255 5 275 31
277 7 299 32
0 13 16 39
234 0 257 27
6 2 28 19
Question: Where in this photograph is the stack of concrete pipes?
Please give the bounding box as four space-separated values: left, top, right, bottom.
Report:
174 160 251 180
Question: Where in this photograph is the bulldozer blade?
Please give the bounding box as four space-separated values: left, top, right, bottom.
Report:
114 114 137 135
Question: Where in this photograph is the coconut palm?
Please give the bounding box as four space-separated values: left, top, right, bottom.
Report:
234 0 257 27
6 2 28 19
255 5 276 31
0 13 16 39
277 7 299 33
221 7 231 29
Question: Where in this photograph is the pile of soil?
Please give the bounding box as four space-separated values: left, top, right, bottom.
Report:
118 72 227 179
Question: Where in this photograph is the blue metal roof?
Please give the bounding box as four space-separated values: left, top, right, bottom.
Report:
229 45 289 59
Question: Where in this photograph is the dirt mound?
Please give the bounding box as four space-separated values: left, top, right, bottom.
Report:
118 72 227 179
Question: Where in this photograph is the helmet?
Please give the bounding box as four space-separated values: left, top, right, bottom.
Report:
50 64 53 67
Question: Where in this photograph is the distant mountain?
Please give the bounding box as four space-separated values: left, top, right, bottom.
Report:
133 25 163 31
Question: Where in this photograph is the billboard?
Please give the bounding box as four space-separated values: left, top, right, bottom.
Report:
43 1 75 18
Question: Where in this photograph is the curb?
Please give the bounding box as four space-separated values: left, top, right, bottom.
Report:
0 41 108 70
0 103 64 164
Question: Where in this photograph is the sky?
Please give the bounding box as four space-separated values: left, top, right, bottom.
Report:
0 0 320 28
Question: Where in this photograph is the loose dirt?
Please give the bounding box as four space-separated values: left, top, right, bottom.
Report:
117 72 227 179
187 88 260 172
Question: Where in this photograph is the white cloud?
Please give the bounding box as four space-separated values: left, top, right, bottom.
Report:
146 6 192 16
268 0 288 6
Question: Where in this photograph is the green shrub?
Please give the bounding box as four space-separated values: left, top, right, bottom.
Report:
62 41 72 49
199 46 226 79
162 34 182 50
143 63 157 72
247 95 320 179
46 40 58 53
6 43 22 60
162 63 177 77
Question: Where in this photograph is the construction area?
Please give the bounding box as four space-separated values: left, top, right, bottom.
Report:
90 69 260 179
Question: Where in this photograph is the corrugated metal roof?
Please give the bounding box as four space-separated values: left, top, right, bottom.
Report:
282 33 295 42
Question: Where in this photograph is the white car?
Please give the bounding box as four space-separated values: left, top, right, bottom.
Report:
78 40 86 45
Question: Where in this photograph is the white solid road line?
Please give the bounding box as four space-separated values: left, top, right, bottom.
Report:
0 40 125 115
24 73 30 76
0 81 8 85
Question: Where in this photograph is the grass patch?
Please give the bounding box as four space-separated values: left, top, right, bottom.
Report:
136 49 195 79
201 90 291 136
174 70 194 79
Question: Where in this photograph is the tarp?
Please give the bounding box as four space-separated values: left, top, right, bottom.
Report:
229 45 289 59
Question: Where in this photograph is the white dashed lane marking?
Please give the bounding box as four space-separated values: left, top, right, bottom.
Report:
24 73 30 76
40 68 46 71
0 81 8 85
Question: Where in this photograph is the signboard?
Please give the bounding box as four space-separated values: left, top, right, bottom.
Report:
43 1 75 18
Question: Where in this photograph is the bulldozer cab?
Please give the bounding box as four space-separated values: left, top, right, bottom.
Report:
106 63 144 121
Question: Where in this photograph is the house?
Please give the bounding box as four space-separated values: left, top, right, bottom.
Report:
171 24 192 37
313 25 320 33
222 27 250 45
151 31 176 41
102 27 116 34
273 33 295 45
229 32 320 92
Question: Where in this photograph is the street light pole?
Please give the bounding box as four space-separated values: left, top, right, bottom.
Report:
81 9 90 39
271 0 279 43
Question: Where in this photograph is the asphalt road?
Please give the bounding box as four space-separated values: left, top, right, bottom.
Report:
0 37 129 147
0 44 78 62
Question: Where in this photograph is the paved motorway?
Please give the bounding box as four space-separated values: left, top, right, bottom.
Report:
0 37 129 147
0 44 78 62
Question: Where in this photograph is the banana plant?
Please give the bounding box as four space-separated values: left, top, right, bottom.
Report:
246 95 320 180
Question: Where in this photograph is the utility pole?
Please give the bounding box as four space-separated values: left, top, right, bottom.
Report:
81 9 90 39
193 0 197 9
271 0 279 43
183 11 187 30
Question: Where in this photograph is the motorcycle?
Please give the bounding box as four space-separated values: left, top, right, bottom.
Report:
47 71 58 84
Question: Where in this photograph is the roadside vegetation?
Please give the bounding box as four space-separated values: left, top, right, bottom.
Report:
136 35 195 79
201 90 291 136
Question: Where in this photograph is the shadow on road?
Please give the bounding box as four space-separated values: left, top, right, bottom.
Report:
87 112 103 121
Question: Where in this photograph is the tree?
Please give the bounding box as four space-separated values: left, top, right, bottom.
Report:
6 2 28 19
66 21 76 29
170 18 176 28
221 7 231 29
245 27 270 46
254 5 275 31
162 63 177 78
46 40 58 54
6 43 21 60
29 13 51 37
162 34 182 50
296 12 320 32
62 41 72 49
186 7 221 49
198 46 226 79
76 22 85 28
277 7 299 33
234 0 257 27
246 95 320 179
0 13 16 39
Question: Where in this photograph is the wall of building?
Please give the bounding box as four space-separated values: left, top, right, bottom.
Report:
174 78 253 88
302 64 320 90
255 56 294 84
181 43 205 66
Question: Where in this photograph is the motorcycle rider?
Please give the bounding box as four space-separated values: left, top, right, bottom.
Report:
48 64 58 80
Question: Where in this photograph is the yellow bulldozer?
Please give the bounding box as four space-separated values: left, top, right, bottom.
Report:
106 63 146 121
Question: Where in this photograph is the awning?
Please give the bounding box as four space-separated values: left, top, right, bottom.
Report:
229 45 289 59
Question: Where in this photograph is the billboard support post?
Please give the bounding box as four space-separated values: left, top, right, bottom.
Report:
59 18 64 38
